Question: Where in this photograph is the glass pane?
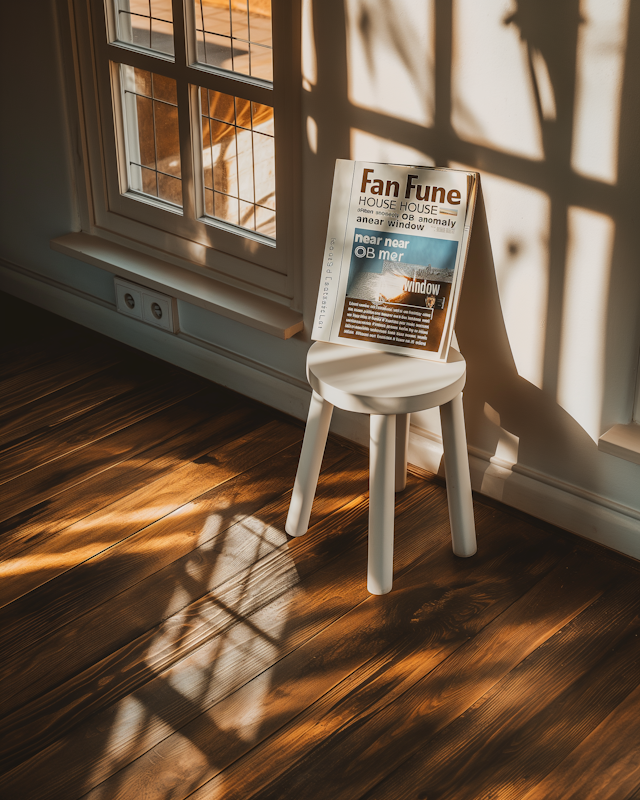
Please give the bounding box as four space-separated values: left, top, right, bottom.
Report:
215 191 239 226
134 68 152 96
193 0 272 81
233 48 251 78
255 205 275 238
197 32 234 72
151 18 174 56
239 199 256 231
201 116 214 189
253 131 275 210
200 2 231 37
129 164 158 197
236 97 251 129
155 103 181 177
200 87 275 238
152 72 177 105
200 86 209 117
158 173 182 204
211 121 238 196
204 187 215 216
208 90 235 124
140 166 158 195
231 4 249 41
120 65 182 208
251 101 273 136
236 128 254 203
113 0 174 58
249 42 272 82
135 95 156 168
249 0 271 45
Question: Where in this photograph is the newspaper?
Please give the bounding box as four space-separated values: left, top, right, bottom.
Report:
312 160 478 361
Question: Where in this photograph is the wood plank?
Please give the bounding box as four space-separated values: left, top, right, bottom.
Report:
0 380 215 524
13 500 571 800
0 402 276 606
625 779 640 799
0 359 193 450
198 548 618 800
0 418 305 703
72 506 543 800
0 387 254 561
516 670 640 800
0 337 122 416
361 576 640 800
442 614 640 800
0 328 109 388
0 469 439 798
0 447 368 786
0 366 202 485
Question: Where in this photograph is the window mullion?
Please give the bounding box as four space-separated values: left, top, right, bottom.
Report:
184 67 274 106
103 42 174 75
171 0 187 67
183 0 199 69
174 79 195 220
103 44 273 104
103 42 274 107
171 0 196 220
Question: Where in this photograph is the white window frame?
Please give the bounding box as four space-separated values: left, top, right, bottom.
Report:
66 0 301 303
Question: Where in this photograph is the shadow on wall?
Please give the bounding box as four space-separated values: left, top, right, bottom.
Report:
305 0 640 498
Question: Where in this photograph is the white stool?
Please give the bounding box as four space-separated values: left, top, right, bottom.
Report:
285 341 477 595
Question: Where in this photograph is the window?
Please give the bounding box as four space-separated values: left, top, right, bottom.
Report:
69 0 300 299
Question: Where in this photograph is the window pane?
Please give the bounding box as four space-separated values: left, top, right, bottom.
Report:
120 65 182 207
135 95 156 167
253 131 275 209
210 121 238 196
112 0 175 58
200 87 275 238
193 0 273 81
206 89 235 123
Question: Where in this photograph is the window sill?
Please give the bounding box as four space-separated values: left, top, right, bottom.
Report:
598 423 640 466
50 232 304 340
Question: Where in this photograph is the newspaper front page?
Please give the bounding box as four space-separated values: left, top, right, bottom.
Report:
312 160 478 361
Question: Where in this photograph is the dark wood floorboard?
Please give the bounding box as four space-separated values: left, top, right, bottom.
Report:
0 390 252 564
1 293 639 800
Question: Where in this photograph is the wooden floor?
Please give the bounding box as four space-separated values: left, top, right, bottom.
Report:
1 293 640 800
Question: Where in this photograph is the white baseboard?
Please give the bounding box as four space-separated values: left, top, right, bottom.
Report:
0 260 311 421
3 260 639 562
409 425 640 561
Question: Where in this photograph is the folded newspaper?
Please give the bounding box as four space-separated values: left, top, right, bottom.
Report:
312 160 478 361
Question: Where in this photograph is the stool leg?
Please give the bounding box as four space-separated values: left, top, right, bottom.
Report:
395 413 410 493
285 391 334 537
368 414 396 595
440 393 477 557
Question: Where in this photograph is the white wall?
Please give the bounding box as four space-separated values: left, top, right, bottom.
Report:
2 0 640 557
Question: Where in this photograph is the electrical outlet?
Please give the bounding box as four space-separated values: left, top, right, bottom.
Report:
114 277 178 332
141 289 176 332
115 278 143 320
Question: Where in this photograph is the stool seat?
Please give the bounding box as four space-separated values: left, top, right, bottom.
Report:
307 341 467 415
286 341 477 595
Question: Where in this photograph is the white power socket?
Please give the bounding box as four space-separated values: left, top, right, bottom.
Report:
114 277 178 333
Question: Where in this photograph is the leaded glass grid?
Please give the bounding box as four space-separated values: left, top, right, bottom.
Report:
114 0 175 57
121 65 183 206
200 88 275 237
194 0 273 82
